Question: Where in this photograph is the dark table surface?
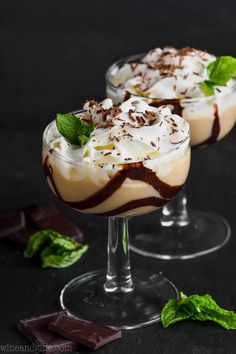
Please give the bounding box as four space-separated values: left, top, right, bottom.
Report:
1 1 236 353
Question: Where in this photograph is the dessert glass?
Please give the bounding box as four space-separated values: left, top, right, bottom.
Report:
42 117 190 329
106 54 236 260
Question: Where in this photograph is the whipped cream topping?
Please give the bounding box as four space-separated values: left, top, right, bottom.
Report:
110 47 235 99
50 97 189 165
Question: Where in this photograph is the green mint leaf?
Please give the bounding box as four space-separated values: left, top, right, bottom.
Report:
199 81 215 96
24 230 53 258
200 56 236 96
48 230 79 250
78 134 90 147
56 113 81 145
161 292 236 330
189 294 236 330
56 113 94 147
24 229 88 269
41 243 88 269
161 294 191 328
207 56 236 86
179 291 187 301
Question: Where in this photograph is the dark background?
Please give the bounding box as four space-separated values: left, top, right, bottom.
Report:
1 1 236 353
2 0 236 131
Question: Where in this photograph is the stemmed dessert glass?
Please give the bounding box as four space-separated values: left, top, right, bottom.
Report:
43 118 190 329
106 54 236 260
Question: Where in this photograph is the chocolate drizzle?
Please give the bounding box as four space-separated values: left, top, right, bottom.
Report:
96 196 169 217
43 157 183 216
43 155 62 199
149 98 183 116
124 90 131 100
194 103 220 148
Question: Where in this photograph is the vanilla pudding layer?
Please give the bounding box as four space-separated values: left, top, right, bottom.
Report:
182 92 236 147
43 97 190 217
43 142 190 217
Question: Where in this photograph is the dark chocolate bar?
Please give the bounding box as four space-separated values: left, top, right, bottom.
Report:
17 311 77 354
48 314 122 350
10 224 37 245
30 205 83 242
3 204 84 244
0 210 25 238
30 205 58 221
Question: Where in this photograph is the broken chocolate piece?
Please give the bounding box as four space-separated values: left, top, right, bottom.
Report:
30 204 58 221
9 225 37 246
6 204 83 244
48 314 122 350
17 311 77 354
30 205 83 242
0 211 25 238
8 205 38 245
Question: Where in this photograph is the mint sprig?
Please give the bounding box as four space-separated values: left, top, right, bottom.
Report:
161 292 236 329
56 113 94 147
208 56 236 85
24 230 88 268
199 81 215 96
200 56 236 95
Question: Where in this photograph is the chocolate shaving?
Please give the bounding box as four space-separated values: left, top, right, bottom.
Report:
103 152 112 156
170 127 178 135
171 139 183 144
180 89 187 95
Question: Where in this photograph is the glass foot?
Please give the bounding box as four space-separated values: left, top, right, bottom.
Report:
60 269 178 330
129 210 231 260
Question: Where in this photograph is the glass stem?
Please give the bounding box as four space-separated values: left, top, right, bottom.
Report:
104 217 134 293
160 187 189 227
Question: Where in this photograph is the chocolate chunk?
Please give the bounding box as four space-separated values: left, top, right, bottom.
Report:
30 205 83 242
22 204 38 218
17 311 77 354
30 204 58 221
9 224 37 245
7 204 83 244
48 314 122 350
8 205 38 244
0 211 25 238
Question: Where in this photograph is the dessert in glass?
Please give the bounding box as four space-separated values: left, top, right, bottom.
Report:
42 97 190 329
106 47 236 260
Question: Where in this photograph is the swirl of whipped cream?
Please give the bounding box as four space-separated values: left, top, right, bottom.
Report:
50 97 189 165
110 47 235 99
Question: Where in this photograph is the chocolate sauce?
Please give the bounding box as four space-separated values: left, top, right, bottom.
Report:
149 98 183 116
194 103 220 148
43 156 182 216
124 90 131 100
43 155 62 199
97 196 169 217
